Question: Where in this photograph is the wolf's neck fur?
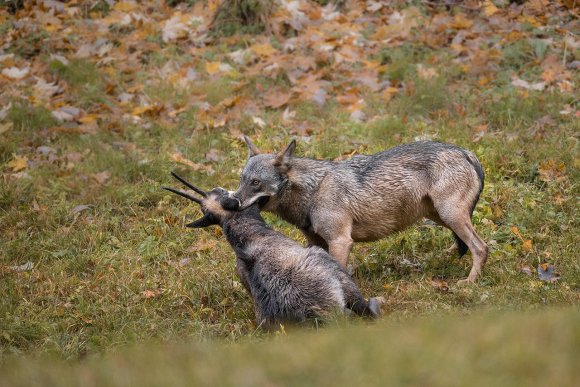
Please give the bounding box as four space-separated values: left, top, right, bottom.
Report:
270 157 333 228
222 206 274 251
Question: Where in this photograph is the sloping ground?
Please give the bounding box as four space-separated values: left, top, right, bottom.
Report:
2 308 579 387
1 0 578 360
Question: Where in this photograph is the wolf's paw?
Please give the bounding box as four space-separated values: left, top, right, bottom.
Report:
368 296 385 317
456 278 476 286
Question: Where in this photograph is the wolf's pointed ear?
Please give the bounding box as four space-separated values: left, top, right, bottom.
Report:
186 214 217 228
243 135 261 158
273 139 296 172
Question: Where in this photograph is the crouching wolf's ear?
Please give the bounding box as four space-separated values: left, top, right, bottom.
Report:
243 135 261 158
273 139 296 174
186 213 219 228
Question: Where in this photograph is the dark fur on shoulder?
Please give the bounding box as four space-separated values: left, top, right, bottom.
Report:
164 173 382 329
234 137 488 284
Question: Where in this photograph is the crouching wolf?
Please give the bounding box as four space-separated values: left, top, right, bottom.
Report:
234 137 488 284
164 173 382 329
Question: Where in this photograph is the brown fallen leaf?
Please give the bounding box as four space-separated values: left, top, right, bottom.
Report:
92 171 111 185
142 290 158 299
521 239 533 252
431 277 449 292
538 160 566 183
187 239 217 252
264 91 292 109
518 263 533 276
169 152 213 172
0 122 13 135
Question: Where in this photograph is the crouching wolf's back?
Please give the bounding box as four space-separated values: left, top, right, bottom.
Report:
234 138 488 284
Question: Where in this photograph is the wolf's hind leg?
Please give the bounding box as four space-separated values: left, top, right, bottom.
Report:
435 204 488 283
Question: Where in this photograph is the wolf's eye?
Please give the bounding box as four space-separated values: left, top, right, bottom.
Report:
251 179 260 186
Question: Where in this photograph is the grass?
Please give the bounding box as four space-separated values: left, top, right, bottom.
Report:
0 1 578 383
1 308 579 386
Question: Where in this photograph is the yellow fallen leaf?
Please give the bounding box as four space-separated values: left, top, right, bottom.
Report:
7 155 28 172
482 0 498 16
131 105 161 116
250 43 276 57
452 14 473 29
113 1 138 12
522 239 533 252
78 115 97 124
205 61 222 75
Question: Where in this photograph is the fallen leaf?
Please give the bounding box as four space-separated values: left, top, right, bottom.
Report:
9 261 34 272
131 104 161 116
538 160 566 182
482 0 499 17
252 116 266 128
282 107 296 123
250 43 276 57
349 110 366 123
142 290 158 299
431 277 449 292
92 171 111 185
7 155 28 172
52 106 82 122
511 225 524 241
521 239 533 252
511 77 546 91
205 61 232 75
71 204 92 214
1 66 29 80
162 13 189 42
169 152 213 172
264 91 291 109
34 77 62 99
417 64 438 80
518 263 533 276
538 263 560 283
0 122 13 135
187 239 217 252
113 1 139 12
367 1 384 12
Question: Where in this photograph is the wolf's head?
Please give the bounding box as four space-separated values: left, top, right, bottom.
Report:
163 173 241 228
234 136 296 209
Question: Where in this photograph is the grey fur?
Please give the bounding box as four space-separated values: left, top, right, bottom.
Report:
164 176 381 330
235 138 488 284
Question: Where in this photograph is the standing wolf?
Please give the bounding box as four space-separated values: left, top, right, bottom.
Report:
164 173 382 329
234 137 488 284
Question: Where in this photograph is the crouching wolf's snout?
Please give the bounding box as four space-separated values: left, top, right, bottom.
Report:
164 172 381 329
236 136 489 284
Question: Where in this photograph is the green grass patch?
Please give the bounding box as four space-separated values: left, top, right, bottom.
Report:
7 101 57 131
1 308 578 386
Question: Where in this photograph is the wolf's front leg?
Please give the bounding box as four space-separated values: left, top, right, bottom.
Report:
314 213 353 268
327 236 353 268
301 229 329 251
